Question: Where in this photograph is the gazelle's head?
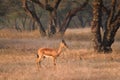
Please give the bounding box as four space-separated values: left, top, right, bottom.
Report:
60 40 68 49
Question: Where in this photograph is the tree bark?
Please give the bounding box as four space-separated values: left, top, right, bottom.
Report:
102 0 120 52
91 0 120 53
91 0 102 52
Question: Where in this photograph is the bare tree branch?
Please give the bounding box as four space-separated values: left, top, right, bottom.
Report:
100 0 111 15
54 0 62 9
113 4 120 22
107 0 116 24
22 0 46 36
30 0 61 11
22 0 32 17
59 0 89 33
30 0 45 9
45 0 48 4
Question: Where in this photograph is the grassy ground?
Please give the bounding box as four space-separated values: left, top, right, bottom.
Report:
0 28 120 80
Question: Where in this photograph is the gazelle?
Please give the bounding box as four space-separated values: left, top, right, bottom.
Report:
36 40 68 67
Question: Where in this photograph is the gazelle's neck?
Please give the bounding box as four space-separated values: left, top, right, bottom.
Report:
57 45 63 56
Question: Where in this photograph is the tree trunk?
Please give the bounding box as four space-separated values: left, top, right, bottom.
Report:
29 19 36 31
47 10 57 37
91 0 102 52
91 0 120 53
22 0 46 36
21 16 27 30
102 0 119 52
15 18 22 32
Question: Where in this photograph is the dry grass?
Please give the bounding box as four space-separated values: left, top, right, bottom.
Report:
0 28 120 40
0 28 40 39
64 28 92 41
0 28 120 80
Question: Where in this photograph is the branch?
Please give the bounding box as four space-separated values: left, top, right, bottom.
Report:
54 0 62 9
112 16 120 28
107 0 116 24
22 0 31 17
30 0 61 11
22 0 36 18
108 5 120 46
22 0 46 33
101 4 110 15
30 0 45 9
70 0 89 16
113 3 120 22
45 0 48 4
112 9 120 31
59 0 89 33
111 0 116 19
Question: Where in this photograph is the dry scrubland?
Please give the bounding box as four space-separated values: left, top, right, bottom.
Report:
0 28 120 80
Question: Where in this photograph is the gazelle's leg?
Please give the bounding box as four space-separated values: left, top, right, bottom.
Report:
36 54 39 65
36 54 43 68
53 57 56 66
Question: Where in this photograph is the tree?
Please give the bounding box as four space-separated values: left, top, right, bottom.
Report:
91 0 120 53
0 0 26 30
21 0 89 37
